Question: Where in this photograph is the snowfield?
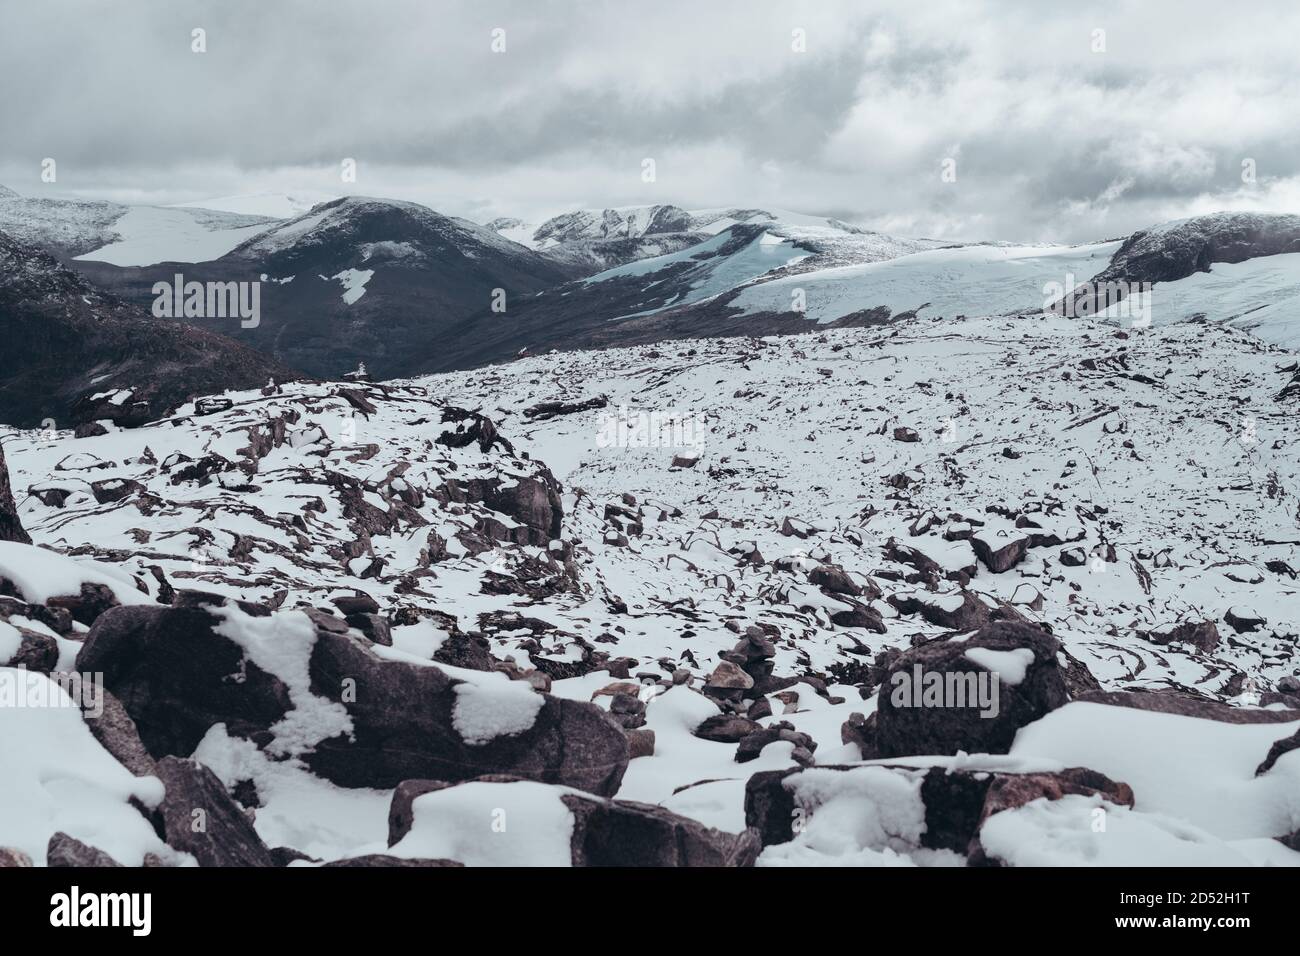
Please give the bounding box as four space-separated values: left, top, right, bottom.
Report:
74 205 275 267
2 310 1298 867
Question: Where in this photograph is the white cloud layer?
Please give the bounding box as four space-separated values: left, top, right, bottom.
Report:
1 0 1298 241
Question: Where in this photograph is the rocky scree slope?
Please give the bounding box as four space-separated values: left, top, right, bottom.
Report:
2 312 1299 866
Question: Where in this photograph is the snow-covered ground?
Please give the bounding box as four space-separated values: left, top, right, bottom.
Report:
1094 251 1300 349
3 310 1298 866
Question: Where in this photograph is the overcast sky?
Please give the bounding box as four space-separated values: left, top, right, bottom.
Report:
2 0 1299 242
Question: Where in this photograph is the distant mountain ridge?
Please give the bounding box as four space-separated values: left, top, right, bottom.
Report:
8 185 1300 390
70 196 582 380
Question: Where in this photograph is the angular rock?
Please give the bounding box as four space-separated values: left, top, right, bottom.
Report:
562 793 760 867
971 533 1029 573
0 625 58 673
704 660 754 691
83 688 158 777
888 589 990 631
1077 689 1300 724
1058 546 1087 566
46 832 123 867
626 727 656 759
0 440 30 544
331 593 380 616
90 478 146 504
0 848 33 867
874 620 1070 758
77 603 294 759
1224 606 1266 634
385 773 758 865
693 713 762 743
746 763 1134 859
306 621 628 795
46 582 121 627
828 602 888 633
807 563 861 596
1144 620 1220 653
82 598 629 796
153 757 276 867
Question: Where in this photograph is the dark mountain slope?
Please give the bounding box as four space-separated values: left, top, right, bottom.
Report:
70 197 583 380
0 230 298 428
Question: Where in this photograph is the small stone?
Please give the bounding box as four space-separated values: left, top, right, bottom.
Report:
705 660 753 690
626 728 656 759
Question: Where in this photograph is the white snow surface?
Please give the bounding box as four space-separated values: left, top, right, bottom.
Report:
451 672 546 746
0 540 152 607
390 780 577 866
0 668 178 866
73 204 273 266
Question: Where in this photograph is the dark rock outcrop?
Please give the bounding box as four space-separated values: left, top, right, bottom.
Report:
152 757 276 867
745 763 1133 860
306 624 627 794
79 597 629 796
1091 212 1300 286
874 621 1070 758
0 440 30 543
1076 689 1299 724
0 230 299 429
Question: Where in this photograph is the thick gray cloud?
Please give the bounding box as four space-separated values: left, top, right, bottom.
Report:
2 0 1299 241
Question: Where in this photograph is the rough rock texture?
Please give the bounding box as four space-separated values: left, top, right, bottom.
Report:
1076 689 1300 724
152 757 276 867
0 848 33 867
83 689 159 778
46 832 123 867
79 596 629 796
0 440 30 543
0 624 57 672
874 621 1070 758
562 794 761 867
77 602 295 759
306 624 628 794
1092 212 1300 286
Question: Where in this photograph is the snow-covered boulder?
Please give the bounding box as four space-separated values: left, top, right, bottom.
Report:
387 775 759 867
745 761 1133 866
77 593 629 796
872 621 1072 758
